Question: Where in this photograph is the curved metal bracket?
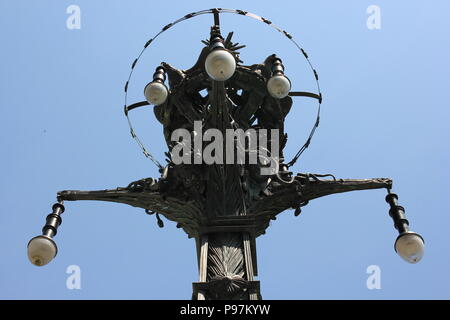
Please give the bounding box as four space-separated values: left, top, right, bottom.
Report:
289 91 322 103
124 100 150 116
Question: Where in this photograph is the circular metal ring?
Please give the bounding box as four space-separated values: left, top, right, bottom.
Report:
124 8 322 169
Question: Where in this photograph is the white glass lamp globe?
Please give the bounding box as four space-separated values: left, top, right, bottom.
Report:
27 236 57 266
144 81 168 106
205 49 236 81
267 75 291 99
395 232 424 264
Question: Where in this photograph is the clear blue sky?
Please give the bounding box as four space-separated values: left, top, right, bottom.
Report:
1 0 449 299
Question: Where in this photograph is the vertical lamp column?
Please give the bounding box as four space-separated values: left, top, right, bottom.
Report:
385 192 424 263
27 202 65 266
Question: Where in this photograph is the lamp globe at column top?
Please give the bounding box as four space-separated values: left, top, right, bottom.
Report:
395 232 424 264
205 49 236 81
27 235 57 267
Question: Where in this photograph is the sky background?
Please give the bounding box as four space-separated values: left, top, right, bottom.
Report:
1 0 449 299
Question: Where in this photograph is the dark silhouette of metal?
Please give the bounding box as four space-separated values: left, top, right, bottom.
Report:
57 27 392 299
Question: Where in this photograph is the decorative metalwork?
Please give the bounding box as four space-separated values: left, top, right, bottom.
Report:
28 9 423 300
58 37 392 299
123 8 322 169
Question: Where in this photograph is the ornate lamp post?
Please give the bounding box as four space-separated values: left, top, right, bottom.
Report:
27 9 424 300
